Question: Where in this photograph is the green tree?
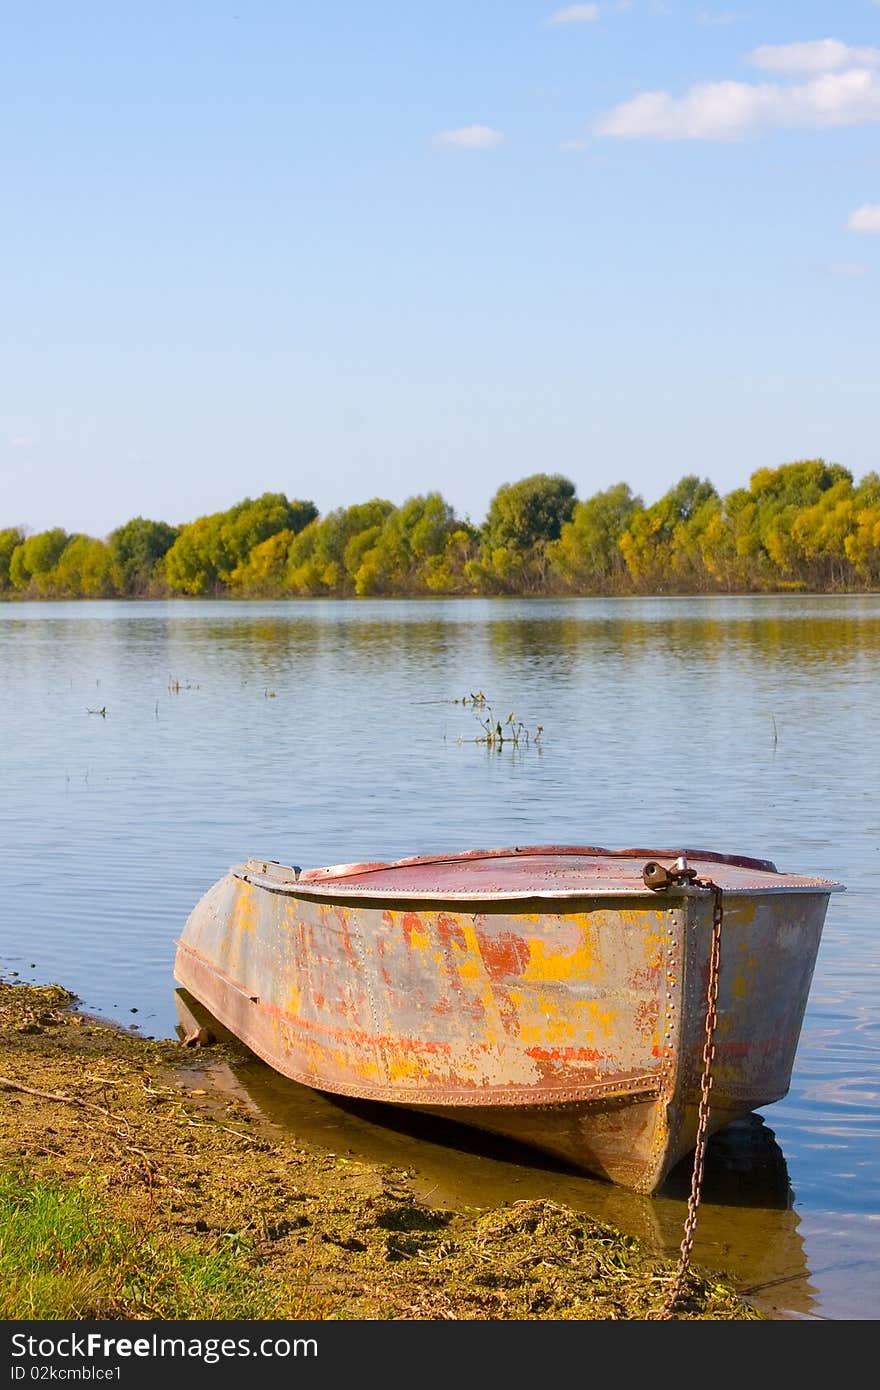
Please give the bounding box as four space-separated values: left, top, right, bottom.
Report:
479 473 577 593
483 473 577 552
0 528 24 591
423 525 480 594
751 460 852 583
618 476 718 591
228 530 296 595
842 472 880 587
220 495 316 572
286 500 395 594
789 479 858 589
547 483 641 592
351 494 456 595
109 517 179 596
49 535 115 597
8 529 70 593
5 461 880 599
164 494 317 594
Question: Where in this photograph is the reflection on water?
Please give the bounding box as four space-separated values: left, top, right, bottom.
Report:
2 594 879 1319
175 987 814 1320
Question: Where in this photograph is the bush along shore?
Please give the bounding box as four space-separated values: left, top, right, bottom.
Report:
0 974 764 1321
2 460 880 601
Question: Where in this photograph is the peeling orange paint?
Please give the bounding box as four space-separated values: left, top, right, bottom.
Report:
526 1045 607 1062
476 930 530 979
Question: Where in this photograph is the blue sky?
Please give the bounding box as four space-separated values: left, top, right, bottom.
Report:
3 0 879 536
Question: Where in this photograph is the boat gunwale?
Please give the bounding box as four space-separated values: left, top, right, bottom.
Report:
232 869 843 903
233 844 843 900
297 843 783 880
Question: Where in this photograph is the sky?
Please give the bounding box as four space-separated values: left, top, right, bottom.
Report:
2 0 880 537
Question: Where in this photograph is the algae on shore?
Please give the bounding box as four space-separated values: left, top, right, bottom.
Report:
0 976 763 1321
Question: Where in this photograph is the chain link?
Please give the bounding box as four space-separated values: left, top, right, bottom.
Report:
651 877 723 1319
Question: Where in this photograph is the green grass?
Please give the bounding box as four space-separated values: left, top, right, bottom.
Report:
0 1168 763 1322
0 1170 315 1320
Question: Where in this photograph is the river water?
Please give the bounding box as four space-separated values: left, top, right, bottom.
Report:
0 595 877 1319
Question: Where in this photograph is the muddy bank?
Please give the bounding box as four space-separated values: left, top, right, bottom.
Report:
0 976 763 1321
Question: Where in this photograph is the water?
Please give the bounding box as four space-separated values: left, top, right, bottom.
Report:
1 594 878 1319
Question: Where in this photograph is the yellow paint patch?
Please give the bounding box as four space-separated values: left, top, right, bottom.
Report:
407 923 432 952
384 1050 436 1084
517 1013 577 1047
459 921 503 1046
522 930 597 984
730 900 757 927
232 880 258 935
511 992 616 1047
456 956 482 982
336 1046 383 1084
730 938 757 1000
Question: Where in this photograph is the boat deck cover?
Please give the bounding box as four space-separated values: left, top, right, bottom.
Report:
237 846 844 900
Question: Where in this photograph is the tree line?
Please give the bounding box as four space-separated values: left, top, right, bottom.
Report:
2 460 879 600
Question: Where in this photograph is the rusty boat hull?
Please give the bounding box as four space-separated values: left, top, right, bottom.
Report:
173 845 843 1194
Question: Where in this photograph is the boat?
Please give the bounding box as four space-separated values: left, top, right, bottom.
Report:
174 844 843 1194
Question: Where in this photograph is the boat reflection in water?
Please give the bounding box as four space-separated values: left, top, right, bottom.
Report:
174 987 818 1320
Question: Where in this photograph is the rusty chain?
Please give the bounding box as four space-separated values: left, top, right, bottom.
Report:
650 874 723 1319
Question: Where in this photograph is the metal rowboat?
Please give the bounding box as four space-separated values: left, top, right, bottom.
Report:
174 844 842 1194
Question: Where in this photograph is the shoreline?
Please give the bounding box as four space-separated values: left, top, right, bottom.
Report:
2 589 879 603
0 974 764 1321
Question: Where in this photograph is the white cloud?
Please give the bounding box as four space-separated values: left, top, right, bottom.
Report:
8 436 33 449
848 203 880 232
595 68 880 139
748 40 880 74
819 262 868 276
698 10 740 25
433 125 504 149
547 5 600 25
